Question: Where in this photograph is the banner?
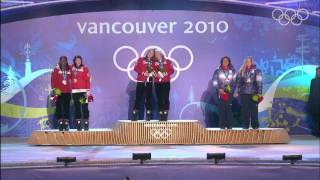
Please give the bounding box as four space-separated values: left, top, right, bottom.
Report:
1 10 319 136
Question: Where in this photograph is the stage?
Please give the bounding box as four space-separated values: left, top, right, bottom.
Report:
1 121 318 179
1 135 319 179
2 135 319 166
27 120 290 145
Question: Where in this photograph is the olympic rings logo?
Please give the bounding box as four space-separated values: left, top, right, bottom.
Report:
272 8 309 26
113 45 194 82
150 128 172 139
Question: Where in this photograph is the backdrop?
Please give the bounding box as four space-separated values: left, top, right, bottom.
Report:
1 10 319 136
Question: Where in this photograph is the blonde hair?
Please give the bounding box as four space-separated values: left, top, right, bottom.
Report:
155 49 165 60
239 56 253 76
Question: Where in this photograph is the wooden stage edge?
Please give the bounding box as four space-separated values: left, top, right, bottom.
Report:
28 120 290 145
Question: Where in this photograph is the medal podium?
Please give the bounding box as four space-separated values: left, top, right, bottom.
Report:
28 120 290 145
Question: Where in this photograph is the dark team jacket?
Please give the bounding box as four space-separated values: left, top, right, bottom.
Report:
236 64 263 95
212 65 237 93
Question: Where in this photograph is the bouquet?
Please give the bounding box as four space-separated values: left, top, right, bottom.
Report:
219 84 231 102
224 84 231 94
252 94 264 104
50 88 61 103
219 91 229 102
146 64 154 82
79 94 94 104
157 65 166 82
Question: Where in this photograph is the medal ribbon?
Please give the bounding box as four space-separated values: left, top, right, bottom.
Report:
159 60 164 72
62 70 67 81
223 69 230 82
73 67 78 79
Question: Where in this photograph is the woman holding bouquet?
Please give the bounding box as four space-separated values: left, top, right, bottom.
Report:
51 56 72 131
71 55 91 131
234 56 263 129
212 56 237 129
132 49 155 121
153 49 174 121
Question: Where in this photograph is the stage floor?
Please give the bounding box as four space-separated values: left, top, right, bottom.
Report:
1 135 319 167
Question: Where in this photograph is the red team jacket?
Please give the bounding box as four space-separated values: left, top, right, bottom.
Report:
51 65 72 93
70 65 91 93
134 57 155 82
153 59 174 83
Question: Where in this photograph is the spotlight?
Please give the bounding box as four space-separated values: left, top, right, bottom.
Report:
132 153 151 164
56 157 76 167
207 153 226 164
282 154 302 165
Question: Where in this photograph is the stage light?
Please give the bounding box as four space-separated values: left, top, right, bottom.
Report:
282 154 302 165
56 157 76 167
207 153 226 164
132 153 151 164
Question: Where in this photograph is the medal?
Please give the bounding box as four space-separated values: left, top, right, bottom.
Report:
158 60 164 81
245 70 251 83
73 67 78 83
62 70 67 85
222 69 230 82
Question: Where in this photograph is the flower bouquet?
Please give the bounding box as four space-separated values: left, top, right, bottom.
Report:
79 94 94 104
252 94 264 104
219 84 231 102
224 84 231 94
50 88 61 103
146 64 154 82
157 65 166 82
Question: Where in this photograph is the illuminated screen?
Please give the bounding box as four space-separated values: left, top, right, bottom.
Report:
1 10 319 136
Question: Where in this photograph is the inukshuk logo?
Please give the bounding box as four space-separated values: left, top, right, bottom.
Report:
113 45 193 82
272 8 309 26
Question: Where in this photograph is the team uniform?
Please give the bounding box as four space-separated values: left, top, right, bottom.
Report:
212 65 237 129
70 65 91 130
153 58 174 121
132 57 154 121
235 65 262 129
51 65 72 131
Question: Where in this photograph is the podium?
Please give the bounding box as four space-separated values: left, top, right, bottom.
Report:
28 120 290 145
